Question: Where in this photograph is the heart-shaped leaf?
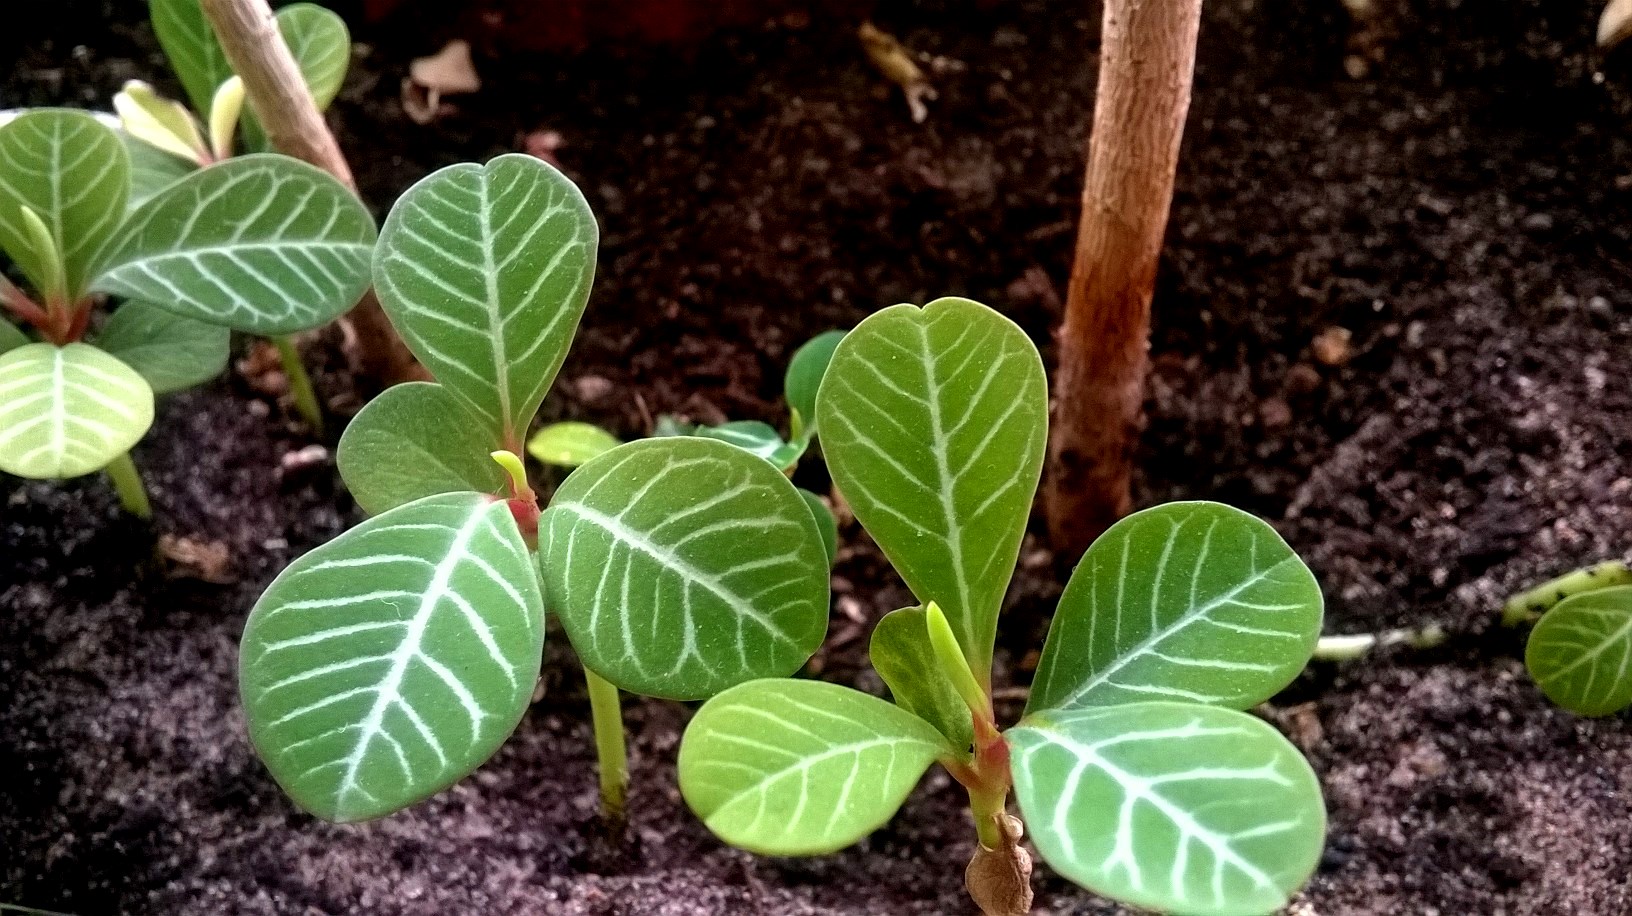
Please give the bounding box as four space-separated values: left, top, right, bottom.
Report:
336 381 508 516
96 300 230 394
1028 502 1323 715
123 130 199 210
526 421 622 469
679 678 949 854
1009 702 1326 916
1526 585 1632 716
0 343 154 479
373 154 597 449
240 492 545 823
538 437 830 700
94 154 377 335
150 0 234 116
785 328 845 443
238 4 352 153
816 297 1047 675
0 319 27 355
0 110 130 301
797 487 838 567
869 606 974 755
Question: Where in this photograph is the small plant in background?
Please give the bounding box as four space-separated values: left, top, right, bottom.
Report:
242 155 833 825
0 109 373 515
528 328 847 563
1504 560 1632 716
678 297 1328 916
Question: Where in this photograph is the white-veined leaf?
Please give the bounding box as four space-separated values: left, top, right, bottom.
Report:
868 606 974 755
1526 585 1632 716
240 492 545 823
1028 502 1323 714
150 0 234 116
337 381 507 516
797 487 838 567
96 300 230 394
0 343 154 479
538 437 830 700
678 679 948 854
1009 702 1326 916
695 420 799 469
122 130 199 210
816 297 1047 675
93 154 377 335
373 154 596 449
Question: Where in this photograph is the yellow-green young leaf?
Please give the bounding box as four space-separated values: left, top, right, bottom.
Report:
94 155 377 335
1009 702 1326 916
526 421 621 469
0 319 27 355
374 155 597 449
0 343 154 479
0 110 131 301
538 437 830 700
238 4 352 153
240 492 545 823
96 301 230 395
1526 585 1632 716
785 328 845 445
816 297 1047 675
679 679 948 854
1029 502 1323 715
797 487 838 567
337 381 507 516
868 606 973 755
150 0 234 116
114 81 208 164
122 130 198 210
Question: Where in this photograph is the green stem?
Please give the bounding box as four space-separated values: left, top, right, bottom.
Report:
105 452 151 518
584 667 628 824
1311 624 1447 662
967 781 1005 848
272 335 323 434
1502 560 1632 627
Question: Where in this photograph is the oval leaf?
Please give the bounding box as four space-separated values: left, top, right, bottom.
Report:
1526 585 1632 716
0 343 154 479
695 420 791 466
1029 502 1323 715
240 492 545 823
869 606 974 755
336 381 509 516
816 297 1047 674
93 155 376 334
785 328 845 443
150 0 234 116
0 110 130 300
538 437 830 700
96 300 230 394
1009 702 1326 916
526 421 622 469
679 679 948 854
374 154 597 448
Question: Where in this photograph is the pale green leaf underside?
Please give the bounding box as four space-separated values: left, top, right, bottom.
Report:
526 420 621 468
94 154 376 335
538 437 830 700
1526 585 1632 716
0 319 27 355
150 0 234 116
337 381 508 516
869 606 974 755
1029 502 1323 715
0 343 154 479
123 131 199 210
96 300 230 394
816 297 1047 674
0 109 130 300
1009 702 1326 916
240 492 545 823
374 154 597 447
679 679 947 855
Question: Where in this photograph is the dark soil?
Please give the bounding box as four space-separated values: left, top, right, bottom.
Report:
5 0 1632 913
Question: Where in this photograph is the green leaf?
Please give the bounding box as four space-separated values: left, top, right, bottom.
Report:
816 297 1047 675
785 328 845 443
678 678 948 854
526 421 621 469
695 420 797 468
96 300 230 395
0 343 154 479
94 154 377 335
0 319 27 355
239 4 352 152
150 0 234 116
0 110 131 301
868 606 973 755
1028 502 1323 715
797 487 838 567
1009 702 1326 916
1526 585 1632 716
538 437 830 701
337 381 508 516
122 131 199 210
373 154 597 448
240 492 546 823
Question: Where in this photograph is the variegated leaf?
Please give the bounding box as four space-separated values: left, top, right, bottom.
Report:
0 343 154 479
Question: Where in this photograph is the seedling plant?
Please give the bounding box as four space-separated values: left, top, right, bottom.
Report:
1504 560 1632 716
678 297 1329 915
0 109 373 515
240 155 833 826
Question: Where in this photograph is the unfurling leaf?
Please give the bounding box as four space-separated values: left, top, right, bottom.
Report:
337 381 508 516
526 421 622 469
1526 585 1632 716
96 301 230 395
0 343 154 479
869 606 974 755
114 81 208 164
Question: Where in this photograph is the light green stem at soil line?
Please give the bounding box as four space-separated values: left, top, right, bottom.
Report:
585 667 629 824
105 452 151 519
272 335 324 434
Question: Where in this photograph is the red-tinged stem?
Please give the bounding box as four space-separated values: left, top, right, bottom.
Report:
0 276 53 336
64 300 94 343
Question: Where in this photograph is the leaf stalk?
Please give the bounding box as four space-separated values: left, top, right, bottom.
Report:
105 452 152 518
272 335 324 433
584 666 629 825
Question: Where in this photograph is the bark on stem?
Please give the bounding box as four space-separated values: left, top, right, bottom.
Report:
1044 0 1203 560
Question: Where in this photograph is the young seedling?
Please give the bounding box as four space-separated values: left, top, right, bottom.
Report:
1504 561 1632 716
527 328 847 563
114 0 353 429
0 109 373 515
243 155 833 826
678 297 1328 916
